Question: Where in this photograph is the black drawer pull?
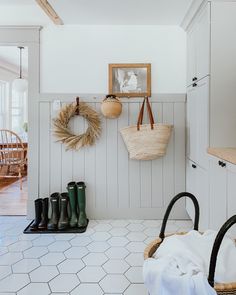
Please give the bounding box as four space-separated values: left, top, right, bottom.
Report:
193 83 197 87
218 161 226 168
192 77 197 81
192 164 197 169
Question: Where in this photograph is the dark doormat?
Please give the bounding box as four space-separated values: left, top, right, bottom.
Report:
23 219 89 234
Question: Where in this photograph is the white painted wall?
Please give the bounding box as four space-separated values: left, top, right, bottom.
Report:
40 25 186 94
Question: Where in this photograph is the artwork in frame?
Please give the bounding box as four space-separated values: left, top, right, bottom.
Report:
109 63 151 97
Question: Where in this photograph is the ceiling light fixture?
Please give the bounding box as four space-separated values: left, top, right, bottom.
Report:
12 46 28 93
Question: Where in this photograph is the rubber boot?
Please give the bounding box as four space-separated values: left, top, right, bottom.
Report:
47 193 60 230
38 198 49 230
58 193 69 230
76 182 88 228
30 198 42 231
67 182 78 228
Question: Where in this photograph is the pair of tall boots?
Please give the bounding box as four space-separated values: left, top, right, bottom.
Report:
47 181 87 230
30 198 48 231
67 181 88 228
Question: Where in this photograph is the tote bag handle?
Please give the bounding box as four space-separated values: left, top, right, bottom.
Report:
137 97 155 131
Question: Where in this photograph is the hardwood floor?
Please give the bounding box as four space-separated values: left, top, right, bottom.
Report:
0 177 27 215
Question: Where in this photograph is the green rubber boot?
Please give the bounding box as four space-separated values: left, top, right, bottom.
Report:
67 182 78 228
58 193 69 230
76 182 88 228
47 193 60 230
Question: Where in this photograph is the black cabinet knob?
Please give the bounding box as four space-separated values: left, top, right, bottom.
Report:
193 83 197 87
192 164 197 169
192 77 197 81
218 160 226 167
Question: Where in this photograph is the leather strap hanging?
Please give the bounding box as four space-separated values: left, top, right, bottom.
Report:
137 97 155 130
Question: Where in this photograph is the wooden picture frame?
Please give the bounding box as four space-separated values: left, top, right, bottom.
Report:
109 63 151 97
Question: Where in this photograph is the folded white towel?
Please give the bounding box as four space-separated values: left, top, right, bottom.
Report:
143 230 236 295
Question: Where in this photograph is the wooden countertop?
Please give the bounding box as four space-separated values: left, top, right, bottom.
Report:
208 148 236 165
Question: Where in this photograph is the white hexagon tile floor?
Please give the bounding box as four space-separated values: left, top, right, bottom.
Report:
0 216 193 295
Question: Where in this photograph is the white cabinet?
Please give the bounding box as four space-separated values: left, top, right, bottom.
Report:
187 77 209 169
209 157 227 230
186 159 209 231
209 157 236 234
187 2 210 86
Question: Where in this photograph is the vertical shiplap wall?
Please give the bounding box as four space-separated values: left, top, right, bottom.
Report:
38 95 187 219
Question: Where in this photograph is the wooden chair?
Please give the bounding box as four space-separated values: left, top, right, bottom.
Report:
0 129 26 190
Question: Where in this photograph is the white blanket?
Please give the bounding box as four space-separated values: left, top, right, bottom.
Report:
143 230 236 295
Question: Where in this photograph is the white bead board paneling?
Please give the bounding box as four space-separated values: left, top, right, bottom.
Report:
38 96 187 219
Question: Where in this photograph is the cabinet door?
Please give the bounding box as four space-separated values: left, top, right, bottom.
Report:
187 25 197 87
196 165 209 231
195 77 209 169
227 163 236 235
186 86 197 163
186 159 197 221
209 157 227 230
196 3 210 80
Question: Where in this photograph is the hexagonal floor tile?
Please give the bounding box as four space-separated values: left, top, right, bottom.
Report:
58 259 85 273
40 252 65 265
0 246 8 256
8 240 32 252
126 232 146 242
126 242 146 253
71 283 103 295
91 232 111 241
125 253 144 267
125 266 143 283
0 265 11 280
103 259 130 274
109 228 129 237
18 233 41 241
124 283 148 295
144 227 159 237
87 241 110 253
0 252 23 265
70 236 92 247
0 236 18 247
0 274 30 292
99 274 130 293
54 233 75 241
109 220 130 227
29 265 59 282
64 247 88 259
78 266 106 283
17 282 51 295
142 220 161 228
24 246 48 258
82 253 108 266
32 236 55 246
127 224 145 232
93 223 112 232
49 274 80 293
108 237 129 247
12 258 40 273
48 241 71 252
105 247 129 259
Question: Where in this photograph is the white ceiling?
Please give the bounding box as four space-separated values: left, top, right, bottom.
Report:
0 46 28 75
49 0 194 25
0 0 193 26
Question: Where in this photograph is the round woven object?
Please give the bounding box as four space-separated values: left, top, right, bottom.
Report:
144 233 236 295
53 101 101 150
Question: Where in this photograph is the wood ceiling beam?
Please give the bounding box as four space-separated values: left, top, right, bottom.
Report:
35 0 63 25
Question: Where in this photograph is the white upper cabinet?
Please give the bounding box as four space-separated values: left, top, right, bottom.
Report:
187 3 210 87
187 76 209 169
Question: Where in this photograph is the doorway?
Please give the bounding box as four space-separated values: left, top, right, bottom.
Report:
0 46 28 215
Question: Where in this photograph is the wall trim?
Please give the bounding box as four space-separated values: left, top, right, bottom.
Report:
181 0 207 31
39 93 186 103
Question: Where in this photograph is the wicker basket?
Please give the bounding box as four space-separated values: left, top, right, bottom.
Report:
144 192 236 295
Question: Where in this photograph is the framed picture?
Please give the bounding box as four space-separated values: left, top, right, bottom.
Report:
109 63 151 97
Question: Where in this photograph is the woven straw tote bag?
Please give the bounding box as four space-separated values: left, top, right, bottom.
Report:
144 192 236 295
120 97 172 160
